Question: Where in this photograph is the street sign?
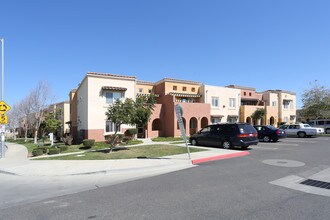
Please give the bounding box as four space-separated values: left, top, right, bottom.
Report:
175 104 191 161
0 101 10 115
0 115 8 124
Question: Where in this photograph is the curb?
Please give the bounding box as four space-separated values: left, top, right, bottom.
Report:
192 151 250 165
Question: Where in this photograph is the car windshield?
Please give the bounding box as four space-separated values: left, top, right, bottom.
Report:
238 124 256 133
303 124 311 128
265 125 277 130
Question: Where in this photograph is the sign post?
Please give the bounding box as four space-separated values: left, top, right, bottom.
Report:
175 104 191 161
0 38 7 159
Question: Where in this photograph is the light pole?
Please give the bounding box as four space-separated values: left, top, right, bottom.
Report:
0 38 4 158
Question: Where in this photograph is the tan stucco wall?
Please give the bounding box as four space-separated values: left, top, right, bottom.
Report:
87 75 136 134
278 92 296 123
202 85 241 123
163 81 201 95
77 77 89 131
136 84 153 95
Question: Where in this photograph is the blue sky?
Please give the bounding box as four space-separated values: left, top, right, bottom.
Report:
1 0 330 108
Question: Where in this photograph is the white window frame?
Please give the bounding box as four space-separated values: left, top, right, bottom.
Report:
105 91 123 104
105 120 118 133
229 98 236 108
211 97 219 108
272 101 277 106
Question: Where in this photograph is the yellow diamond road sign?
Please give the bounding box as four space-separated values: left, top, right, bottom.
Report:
0 115 8 124
0 101 11 115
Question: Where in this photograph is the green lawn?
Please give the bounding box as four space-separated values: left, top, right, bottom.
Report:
151 137 185 142
34 144 206 160
7 138 143 154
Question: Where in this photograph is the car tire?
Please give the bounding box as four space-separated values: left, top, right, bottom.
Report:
191 139 198 146
263 136 270 142
298 132 306 138
241 146 249 150
326 128 330 134
272 138 278 142
222 140 232 149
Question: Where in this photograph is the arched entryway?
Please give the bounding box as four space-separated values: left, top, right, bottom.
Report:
270 117 275 126
152 119 161 131
246 117 252 125
189 117 198 135
201 117 208 128
261 118 265 125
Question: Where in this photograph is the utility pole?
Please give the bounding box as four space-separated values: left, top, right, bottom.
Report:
0 38 5 158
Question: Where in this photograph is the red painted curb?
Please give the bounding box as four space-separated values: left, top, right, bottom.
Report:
192 151 250 165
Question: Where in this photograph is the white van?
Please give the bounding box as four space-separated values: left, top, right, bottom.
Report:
308 119 330 134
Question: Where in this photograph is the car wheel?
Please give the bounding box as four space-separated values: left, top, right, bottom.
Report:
326 128 330 134
298 132 306 138
272 138 278 142
241 146 249 150
263 136 270 142
191 139 198 146
222 140 232 149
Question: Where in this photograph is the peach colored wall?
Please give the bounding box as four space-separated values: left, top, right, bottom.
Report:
136 84 153 95
241 89 263 100
146 104 163 138
174 102 210 136
163 82 200 95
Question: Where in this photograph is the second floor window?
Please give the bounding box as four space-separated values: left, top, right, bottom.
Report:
138 88 143 93
229 98 236 108
191 87 195 92
173 86 177 91
183 86 187 91
212 97 219 107
272 101 277 106
106 92 122 104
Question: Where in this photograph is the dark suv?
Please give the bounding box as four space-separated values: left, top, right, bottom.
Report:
189 123 258 149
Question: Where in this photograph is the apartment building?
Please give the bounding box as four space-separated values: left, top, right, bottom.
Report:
71 72 137 142
201 85 241 124
70 72 296 141
149 78 210 137
48 101 70 136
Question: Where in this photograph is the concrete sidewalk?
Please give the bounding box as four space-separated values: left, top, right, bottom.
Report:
0 142 248 176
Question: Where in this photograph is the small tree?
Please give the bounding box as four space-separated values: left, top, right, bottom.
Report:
133 95 156 128
105 98 135 151
301 80 330 119
105 95 156 152
43 111 62 137
251 108 266 125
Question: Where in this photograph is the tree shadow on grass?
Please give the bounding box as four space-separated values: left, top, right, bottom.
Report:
91 147 129 154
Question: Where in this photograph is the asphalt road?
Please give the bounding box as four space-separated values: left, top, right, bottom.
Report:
1 137 330 220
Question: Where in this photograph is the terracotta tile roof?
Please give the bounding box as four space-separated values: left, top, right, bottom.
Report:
156 78 201 85
87 72 136 79
101 86 127 91
168 92 202 98
137 80 155 85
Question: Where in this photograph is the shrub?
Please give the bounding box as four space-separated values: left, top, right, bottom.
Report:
61 135 73 146
59 145 68 152
32 148 44 157
125 128 138 136
83 139 95 148
122 137 131 143
48 148 60 155
38 147 48 154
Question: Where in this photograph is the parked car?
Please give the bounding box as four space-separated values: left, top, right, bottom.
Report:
253 125 286 142
278 123 318 138
307 119 330 134
189 123 258 149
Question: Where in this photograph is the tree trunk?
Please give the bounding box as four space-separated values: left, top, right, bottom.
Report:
24 126 28 142
34 130 38 144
